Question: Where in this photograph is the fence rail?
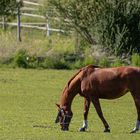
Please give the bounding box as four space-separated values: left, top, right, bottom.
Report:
21 13 46 19
0 22 64 32
21 7 38 11
0 0 65 41
23 1 42 6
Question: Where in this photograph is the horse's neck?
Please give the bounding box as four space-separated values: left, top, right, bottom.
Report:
60 78 81 111
60 87 78 111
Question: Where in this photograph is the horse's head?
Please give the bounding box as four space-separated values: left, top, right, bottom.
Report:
55 104 73 131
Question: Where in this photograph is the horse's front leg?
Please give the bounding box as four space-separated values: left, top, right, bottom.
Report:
130 94 140 133
91 97 110 132
79 97 90 132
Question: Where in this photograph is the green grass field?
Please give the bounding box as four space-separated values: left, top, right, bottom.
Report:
0 68 139 140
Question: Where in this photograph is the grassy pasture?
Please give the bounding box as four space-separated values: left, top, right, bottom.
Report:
0 68 139 140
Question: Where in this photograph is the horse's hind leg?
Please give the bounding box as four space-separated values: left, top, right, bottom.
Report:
80 97 90 132
131 93 140 133
91 97 110 132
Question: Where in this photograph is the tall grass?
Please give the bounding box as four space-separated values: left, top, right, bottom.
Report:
0 29 76 67
131 53 140 66
0 29 75 53
1 29 140 69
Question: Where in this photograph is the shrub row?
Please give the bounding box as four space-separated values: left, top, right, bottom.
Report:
0 49 140 69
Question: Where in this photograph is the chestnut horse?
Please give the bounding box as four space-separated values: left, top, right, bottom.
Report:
55 65 140 133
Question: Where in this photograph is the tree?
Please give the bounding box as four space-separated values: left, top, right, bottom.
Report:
0 0 23 17
48 0 140 56
48 0 97 45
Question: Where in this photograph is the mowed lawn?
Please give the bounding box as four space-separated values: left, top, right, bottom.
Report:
0 68 139 140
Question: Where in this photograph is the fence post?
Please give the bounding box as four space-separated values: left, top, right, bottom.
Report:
2 16 6 30
46 13 50 36
17 1 21 42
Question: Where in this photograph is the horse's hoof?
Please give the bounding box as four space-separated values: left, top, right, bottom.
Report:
79 127 86 132
130 130 136 134
61 127 69 131
130 129 138 134
104 128 110 133
130 128 138 134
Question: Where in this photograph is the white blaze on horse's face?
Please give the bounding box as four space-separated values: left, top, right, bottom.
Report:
55 106 73 131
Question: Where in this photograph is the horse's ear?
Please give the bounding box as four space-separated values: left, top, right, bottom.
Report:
55 103 60 123
56 103 60 109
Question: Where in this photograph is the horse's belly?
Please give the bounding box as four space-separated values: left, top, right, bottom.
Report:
81 77 129 99
98 88 128 99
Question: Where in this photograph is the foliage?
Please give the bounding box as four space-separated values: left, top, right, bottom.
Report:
99 57 110 67
39 0 69 34
48 0 140 56
48 0 97 45
111 59 124 67
11 49 95 69
10 49 140 69
0 0 23 17
42 54 69 69
13 49 28 68
1 29 140 69
99 0 140 56
131 53 140 66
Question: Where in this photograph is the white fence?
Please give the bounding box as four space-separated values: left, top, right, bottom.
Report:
0 22 65 32
0 0 64 41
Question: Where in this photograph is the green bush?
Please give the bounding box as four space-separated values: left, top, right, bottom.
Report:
131 53 140 66
70 59 83 69
42 55 69 69
83 56 94 66
99 57 110 67
13 49 28 68
27 55 41 69
70 56 95 69
111 59 124 67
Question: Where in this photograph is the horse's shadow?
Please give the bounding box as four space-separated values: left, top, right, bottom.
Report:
33 124 55 129
32 125 140 135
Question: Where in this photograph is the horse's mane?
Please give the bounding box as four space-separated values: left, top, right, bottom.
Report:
67 65 101 87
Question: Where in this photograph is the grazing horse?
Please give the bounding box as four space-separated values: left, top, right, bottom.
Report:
55 65 140 133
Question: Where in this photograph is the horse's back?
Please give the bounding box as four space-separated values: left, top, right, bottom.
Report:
93 66 140 89
92 66 140 79
122 67 140 93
